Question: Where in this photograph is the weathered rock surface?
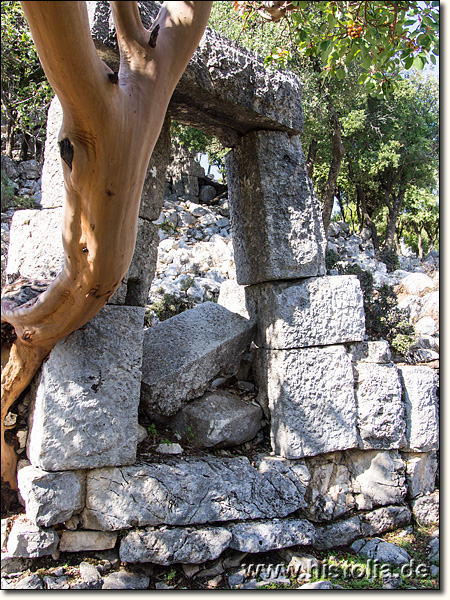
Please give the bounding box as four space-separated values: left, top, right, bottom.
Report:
217 278 254 320
254 345 358 458
226 131 326 286
347 340 392 364
314 516 361 550
59 531 118 553
5 208 64 282
411 491 439 526
398 366 439 451
170 390 262 448
81 455 308 531
87 1 303 145
360 505 412 537
102 571 150 590
401 272 435 295
6 516 59 558
345 450 407 510
227 519 315 553
119 526 232 565
18 466 85 527
140 302 255 417
27 305 144 470
352 538 411 566
402 451 438 499
354 363 405 450
248 276 365 349
40 97 65 209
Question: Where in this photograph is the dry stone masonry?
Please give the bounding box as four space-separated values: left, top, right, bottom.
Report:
1 0 438 585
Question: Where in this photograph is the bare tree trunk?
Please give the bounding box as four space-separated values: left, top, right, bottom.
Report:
385 187 406 252
1 0 212 489
348 157 379 253
306 138 317 179
322 114 344 233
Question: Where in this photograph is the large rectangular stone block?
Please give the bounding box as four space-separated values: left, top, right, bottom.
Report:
247 275 365 349
398 366 439 451
226 131 326 285
81 455 309 531
354 363 405 450
254 346 358 458
140 302 256 417
27 305 145 471
87 2 304 145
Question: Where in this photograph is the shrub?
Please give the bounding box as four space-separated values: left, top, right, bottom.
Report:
378 247 400 273
325 249 340 273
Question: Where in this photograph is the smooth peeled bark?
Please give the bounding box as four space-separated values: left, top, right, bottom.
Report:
1 0 212 489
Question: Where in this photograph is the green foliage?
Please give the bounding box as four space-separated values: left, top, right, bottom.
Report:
158 221 178 235
233 1 439 97
378 247 400 273
147 423 158 439
337 264 414 356
149 292 195 323
1 171 15 207
325 248 340 273
1 1 54 157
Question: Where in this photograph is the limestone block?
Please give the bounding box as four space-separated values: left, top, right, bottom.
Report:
227 519 315 553
402 451 438 499
247 276 365 349
354 363 405 450
6 208 64 282
302 452 355 522
314 516 361 550
119 526 232 565
346 450 407 510
81 455 308 531
17 466 85 527
87 2 303 144
218 278 254 320
27 305 144 471
170 390 262 448
59 531 118 553
140 302 255 417
254 346 358 458
40 97 65 209
411 491 439 526
6 516 59 558
360 506 412 537
226 131 326 286
398 366 439 451
354 538 411 566
102 572 150 590
347 341 392 364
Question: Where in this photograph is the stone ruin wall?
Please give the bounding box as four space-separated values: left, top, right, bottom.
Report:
3 1 438 565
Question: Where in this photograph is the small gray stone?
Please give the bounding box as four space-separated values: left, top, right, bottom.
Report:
155 442 184 455
44 575 69 590
59 530 118 553
248 276 365 349
411 491 439 526
199 185 217 203
27 305 145 470
360 505 411 537
355 538 411 566
78 561 103 589
254 346 358 458
402 451 438 498
299 580 334 589
141 302 255 417
13 573 44 589
6 516 59 558
170 390 262 448
120 526 231 565
398 366 439 452
228 519 315 553
314 516 361 550
17 466 85 527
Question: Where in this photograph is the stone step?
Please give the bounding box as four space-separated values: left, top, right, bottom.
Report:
140 301 256 418
80 454 309 531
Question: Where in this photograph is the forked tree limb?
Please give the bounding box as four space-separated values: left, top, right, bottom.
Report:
1 0 212 489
